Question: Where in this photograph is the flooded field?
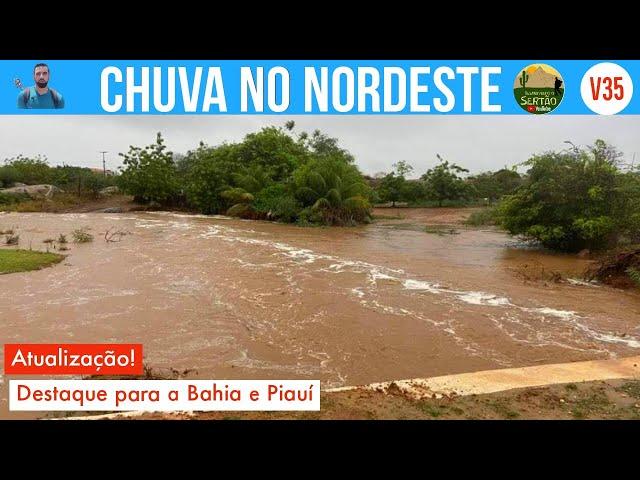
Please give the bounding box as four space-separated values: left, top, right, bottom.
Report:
1 208 639 418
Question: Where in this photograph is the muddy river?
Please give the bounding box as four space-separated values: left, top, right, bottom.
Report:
1 208 639 418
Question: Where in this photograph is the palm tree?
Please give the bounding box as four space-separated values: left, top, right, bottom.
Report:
293 156 371 225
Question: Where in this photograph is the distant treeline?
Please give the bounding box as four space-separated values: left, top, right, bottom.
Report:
0 155 116 195
369 157 523 207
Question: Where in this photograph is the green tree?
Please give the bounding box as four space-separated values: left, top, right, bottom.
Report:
292 156 371 225
296 128 355 163
236 126 309 182
498 140 639 251
121 125 374 226
183 142 242 214
467 168 522 203
117 133 179 204
421 155 470 207
377 161 416 206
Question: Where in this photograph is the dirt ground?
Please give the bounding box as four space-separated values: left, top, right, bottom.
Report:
50 378 640 420
181 379 640 420
59 194 144 213
372 206 482 225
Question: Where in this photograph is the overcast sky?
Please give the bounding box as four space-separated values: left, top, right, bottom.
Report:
0 116 638 178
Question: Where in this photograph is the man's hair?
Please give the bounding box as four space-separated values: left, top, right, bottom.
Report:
34 63 49 73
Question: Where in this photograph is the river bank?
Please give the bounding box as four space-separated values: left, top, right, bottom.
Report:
55 355 640 420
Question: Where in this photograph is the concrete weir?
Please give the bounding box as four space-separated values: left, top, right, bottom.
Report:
326 355 640 400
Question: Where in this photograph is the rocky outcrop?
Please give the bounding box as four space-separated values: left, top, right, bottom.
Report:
0 184 63 199
99 186 119 196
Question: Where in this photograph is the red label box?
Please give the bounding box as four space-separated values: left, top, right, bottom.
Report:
4 344 143 375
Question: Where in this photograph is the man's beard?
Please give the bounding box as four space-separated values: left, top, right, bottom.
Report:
36 80 48 88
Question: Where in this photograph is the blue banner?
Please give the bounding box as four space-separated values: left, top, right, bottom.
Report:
0 60 637 114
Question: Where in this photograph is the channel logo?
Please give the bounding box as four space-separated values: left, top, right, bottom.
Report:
514 63 564 114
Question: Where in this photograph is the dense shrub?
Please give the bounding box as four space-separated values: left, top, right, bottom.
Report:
135 125 374 225
498 140 640 251
117 133 180 204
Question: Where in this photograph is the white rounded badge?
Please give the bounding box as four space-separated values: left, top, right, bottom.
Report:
580 62 633 115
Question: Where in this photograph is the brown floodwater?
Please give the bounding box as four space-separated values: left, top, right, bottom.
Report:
1 208 639 418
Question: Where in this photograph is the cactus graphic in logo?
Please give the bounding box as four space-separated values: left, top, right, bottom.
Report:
514 64 565 114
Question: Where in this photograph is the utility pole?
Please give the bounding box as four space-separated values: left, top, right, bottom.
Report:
100 151 108 176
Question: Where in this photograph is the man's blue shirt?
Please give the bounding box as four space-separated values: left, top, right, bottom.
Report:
17 87 65 109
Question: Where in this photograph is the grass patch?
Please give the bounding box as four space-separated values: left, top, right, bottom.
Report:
0 249 64 274
570 391 612 419
0 193 84 213
486 399 520 419
565 383 578 391
419 402 443 418
615 381 640 400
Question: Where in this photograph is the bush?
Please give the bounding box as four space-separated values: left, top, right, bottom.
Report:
498 140 640 251
72 228 93 243
254 184 301 222
0 165 18 187
50 165 114 197
226 203 256 219
0 192 26 206
2 155 52 185
4 234 19 245
464 208 498 226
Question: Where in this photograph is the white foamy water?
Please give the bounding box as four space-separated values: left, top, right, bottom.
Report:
455 292 512 306
402 279 442 294
192 220 640 352
567 278 600 287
